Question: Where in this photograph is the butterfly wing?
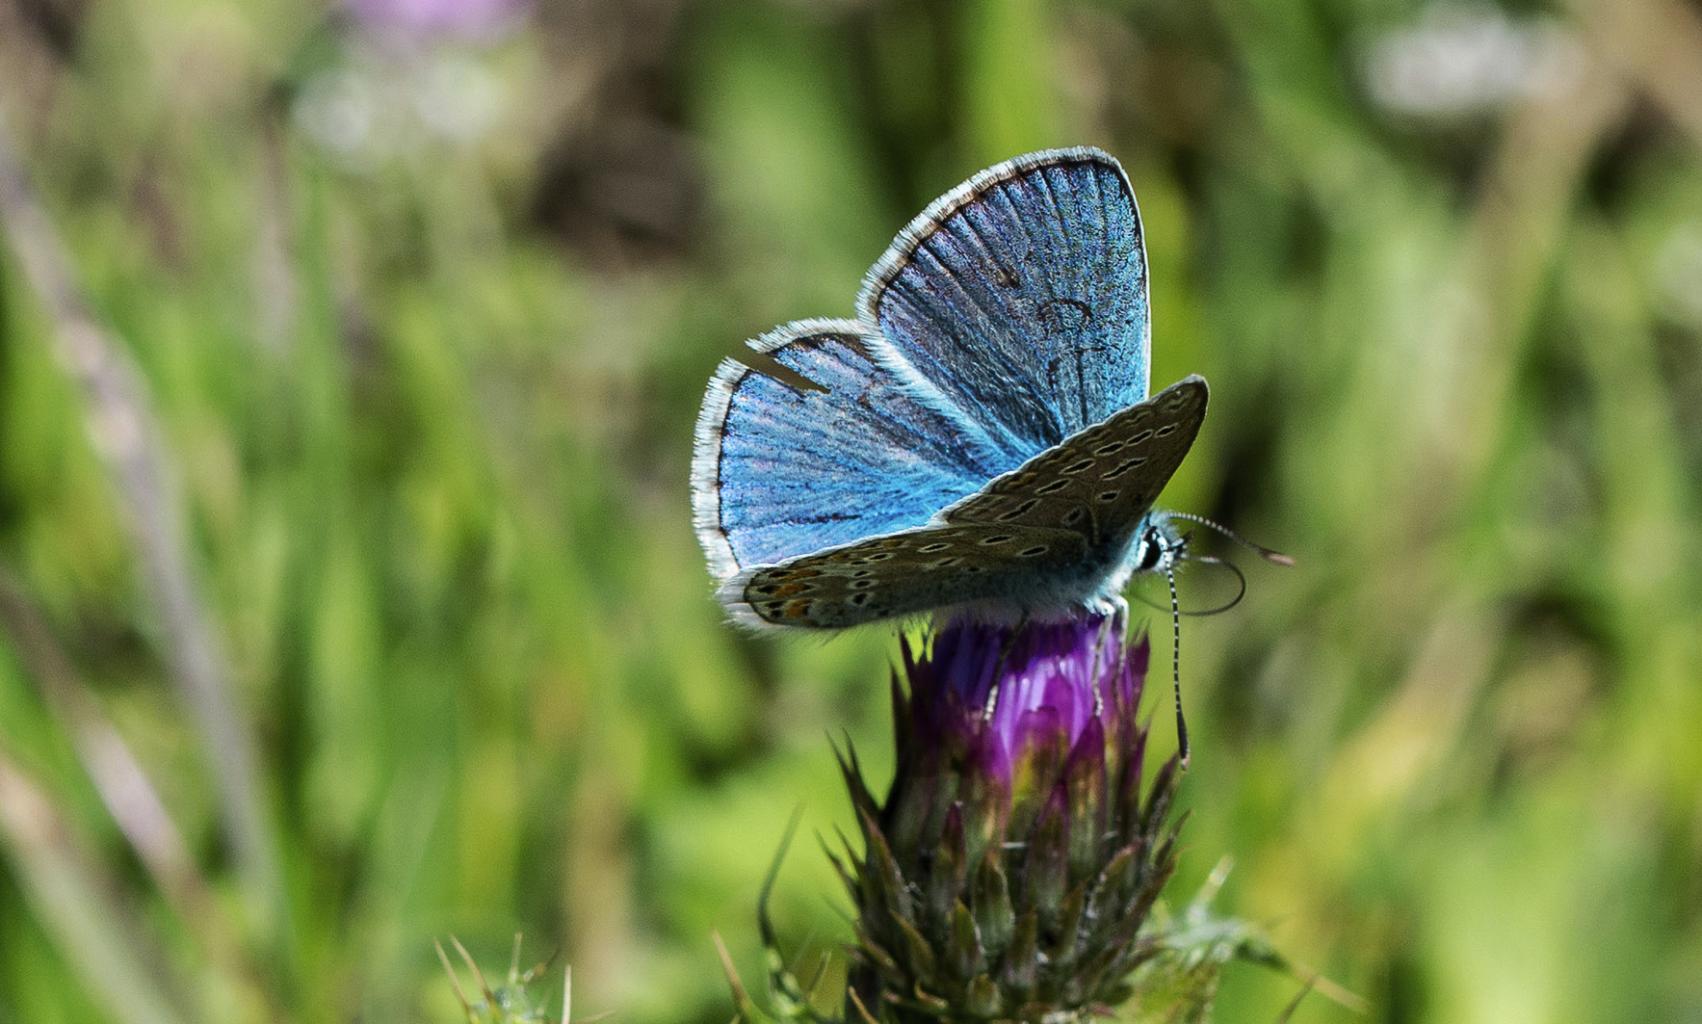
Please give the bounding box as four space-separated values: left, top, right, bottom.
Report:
722 378 1209 629
692 319 1013 578
943 376 1208 547
857 147 1150 461
723 523 1092 629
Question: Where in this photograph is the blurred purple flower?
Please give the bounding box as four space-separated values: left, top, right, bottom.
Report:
837 612 1181 1019
344 0 529 41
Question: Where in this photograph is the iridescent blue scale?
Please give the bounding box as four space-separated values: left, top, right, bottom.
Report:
691 147 1206 630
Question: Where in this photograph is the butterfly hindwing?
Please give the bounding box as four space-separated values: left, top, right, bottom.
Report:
943 376 1208 547
692 320 1014 578
727 523 1091 629
857 147 1150 462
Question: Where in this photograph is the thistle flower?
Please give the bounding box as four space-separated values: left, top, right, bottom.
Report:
836 613 1181 1022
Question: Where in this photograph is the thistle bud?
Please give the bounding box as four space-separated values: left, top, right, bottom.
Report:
838 613 1181 1022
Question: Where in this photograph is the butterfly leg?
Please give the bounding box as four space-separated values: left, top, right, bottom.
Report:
1109 593 1130 631
1088 614 1116 716
981 611 1032 722
1084 593 1125 620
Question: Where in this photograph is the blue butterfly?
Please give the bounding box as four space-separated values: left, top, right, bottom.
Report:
693 147 1246 634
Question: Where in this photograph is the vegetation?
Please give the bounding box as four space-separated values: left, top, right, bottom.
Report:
0 0 1698 1021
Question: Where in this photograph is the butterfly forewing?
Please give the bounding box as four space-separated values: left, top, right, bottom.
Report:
943 376 1208 547
858 148 1151 459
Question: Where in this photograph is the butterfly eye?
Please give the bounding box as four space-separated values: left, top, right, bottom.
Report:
1135 529 1165 572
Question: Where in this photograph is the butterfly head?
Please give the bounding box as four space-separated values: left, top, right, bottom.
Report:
1129 515 1188 577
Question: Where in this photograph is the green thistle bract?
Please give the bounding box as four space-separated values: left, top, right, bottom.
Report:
837 613 1182 1022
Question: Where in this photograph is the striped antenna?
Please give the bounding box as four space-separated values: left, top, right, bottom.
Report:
1162 537 1189 770
1164 511 1295 566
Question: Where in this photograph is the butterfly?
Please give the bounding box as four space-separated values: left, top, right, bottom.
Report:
692 147 1272 637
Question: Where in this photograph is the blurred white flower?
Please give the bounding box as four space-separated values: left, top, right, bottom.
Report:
292 49 506 168
411 52 503 142
294 64 393 169
1363 6 1584 118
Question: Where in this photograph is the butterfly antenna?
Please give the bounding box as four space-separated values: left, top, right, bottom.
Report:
1165 551 1189 770
1164 512 1295 566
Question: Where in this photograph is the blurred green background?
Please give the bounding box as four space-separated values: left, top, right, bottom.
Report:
1 0 1699 1021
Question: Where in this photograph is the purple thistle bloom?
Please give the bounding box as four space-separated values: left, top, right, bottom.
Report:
889 615 1148 850
837 612 1182 1020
